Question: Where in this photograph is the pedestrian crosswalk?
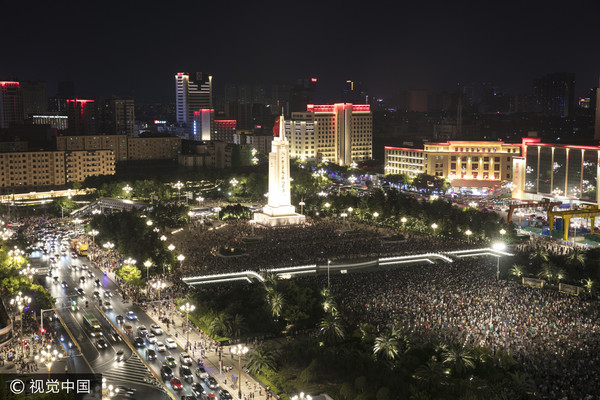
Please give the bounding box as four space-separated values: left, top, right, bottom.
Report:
99 352 159 386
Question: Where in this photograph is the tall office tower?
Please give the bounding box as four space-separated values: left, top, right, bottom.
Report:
533 72 575 117
0 81 24 128
48 81 75 113
213 119 236 142
192 109 214 141
21 81 47 116
97 97 135 136
66 99 96 135
175 72 213 132
342 80 368 104
285 103 372 165
290 84 314 113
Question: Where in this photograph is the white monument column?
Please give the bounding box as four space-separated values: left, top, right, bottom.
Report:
254 115 306 226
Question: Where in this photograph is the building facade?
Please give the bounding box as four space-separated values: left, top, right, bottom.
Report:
384 147 425 177
513 138 600 204
32 114 68 130
533 72 575 118
0 151 66 188
192 109 214 141
127 137 181 160
56 135 129 161
65 150 115 182
66 99 96 135
96 97 135 136
0 81 24 129
285 103 372 165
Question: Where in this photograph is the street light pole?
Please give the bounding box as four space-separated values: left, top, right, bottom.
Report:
180 303 195 350
10 292 31 355
231 344 248 399
493 242 506 281
89 229 98 261
144 260 152 281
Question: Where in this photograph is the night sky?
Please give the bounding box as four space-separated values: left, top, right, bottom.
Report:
3 0 599 104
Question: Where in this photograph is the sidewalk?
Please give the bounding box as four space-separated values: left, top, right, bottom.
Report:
148 306 271 400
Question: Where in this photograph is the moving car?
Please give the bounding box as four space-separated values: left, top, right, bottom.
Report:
137 325 148 336
218 389 233 400
115 350 125 362
164 356 177 368
155 341 166 352
134 337 145 348
94 278 101 287
170 377 183 391
160 365 173 380
125 311 137 320
196 367 208 379
75 287 85 296
204 376 219 389
103 290 112 298
165 337 177 349
195 367 209 379
96 338 108 350
115 386 136 396
180 352 193 366
146 348 157 361
180 365 193 382
102 301 113 311
191 383 207 398
116 315 124 324
150 324 163 335
61 281 68 288
93 291 101 299
146 333 157 344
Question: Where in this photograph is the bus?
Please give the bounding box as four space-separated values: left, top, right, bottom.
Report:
82 313 103 337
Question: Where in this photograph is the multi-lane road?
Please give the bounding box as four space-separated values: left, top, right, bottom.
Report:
33 233 229 400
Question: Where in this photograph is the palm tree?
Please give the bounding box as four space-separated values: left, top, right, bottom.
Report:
442 343 475 376
373 330 399 360
566 248 585 268
321 287 338 314
229 313 246 338
555 268 567 283
508 371 536 397
208 312 231 337
583 278 596 294
509 264 526 279
537 263 555 281
268 290 285 318
391 325 411 353
413 359 449 388
529 246 549 267
319 314 345 344
246 346 278 375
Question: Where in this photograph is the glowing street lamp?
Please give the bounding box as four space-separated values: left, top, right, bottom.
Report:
373 212 379 218
10 292 31 355
431 223 438 235
36 344 63 378
499 228 506 240
124 258 136 267
177 254 185 269
348 175 357 185
465 229 472 243
400 217 407 228
168 244 175 252
143 260 152 280
196 196 204 207
89 229 99 260
292 393 312 400
19 264 36 280
231 344 249 399
160 235 167 242
493 242 506 280
180 302 195 349
152 279 166 316
123 184 133 198
174 181 184 200
299 200 305 215
103 242 114 252
73 218 82 237
146 219 153 227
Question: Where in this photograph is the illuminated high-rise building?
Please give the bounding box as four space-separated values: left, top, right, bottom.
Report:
21 81 47 116
66 99 96 135
285 103 372 165
175 72 213 135
192 109 214 141
0 81 24 128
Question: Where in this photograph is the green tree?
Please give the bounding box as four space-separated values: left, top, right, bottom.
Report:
229 314 246 338
376 387 391 400
566 248 585 268
413 359 449 389
508 371 536 398
246 346 278 375
583 278 596 293
299 359 319 383
529 247 549 267
116 264 142 286
208 312 231 337
268 290 285 318
319 314 345 344
373 330 399 360
339 382 355 400
510 264 526 278
442 343 475 377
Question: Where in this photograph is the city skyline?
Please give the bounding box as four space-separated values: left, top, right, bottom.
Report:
2 0 599 104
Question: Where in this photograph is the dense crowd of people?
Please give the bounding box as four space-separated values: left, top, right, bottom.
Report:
170 220 471 279
329 258 600 399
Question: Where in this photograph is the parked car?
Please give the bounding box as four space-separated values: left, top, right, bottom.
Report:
134 337 145 348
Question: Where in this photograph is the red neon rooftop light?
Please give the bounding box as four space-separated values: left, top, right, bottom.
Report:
0 81 20 87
